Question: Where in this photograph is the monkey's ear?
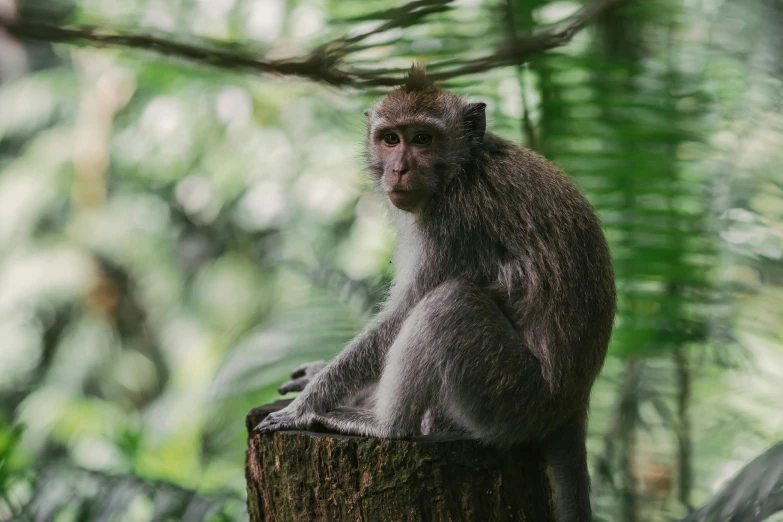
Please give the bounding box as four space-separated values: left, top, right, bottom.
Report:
463 102 487 143
363 109 371 118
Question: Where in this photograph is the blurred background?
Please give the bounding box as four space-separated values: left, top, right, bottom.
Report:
0 0 782 520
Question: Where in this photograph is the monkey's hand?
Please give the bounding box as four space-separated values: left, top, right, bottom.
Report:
277 360 327 395
254 400 314 433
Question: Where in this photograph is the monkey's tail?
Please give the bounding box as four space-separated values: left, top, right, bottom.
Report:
544 413 592 522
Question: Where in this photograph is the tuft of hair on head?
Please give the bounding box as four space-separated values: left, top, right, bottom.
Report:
401 64 436 92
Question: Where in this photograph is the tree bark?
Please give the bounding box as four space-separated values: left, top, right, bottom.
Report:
245 401 555 522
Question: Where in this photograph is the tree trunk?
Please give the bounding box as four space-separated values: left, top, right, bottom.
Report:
245 401 555 522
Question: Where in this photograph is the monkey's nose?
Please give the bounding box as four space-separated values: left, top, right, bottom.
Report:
393 167 410 180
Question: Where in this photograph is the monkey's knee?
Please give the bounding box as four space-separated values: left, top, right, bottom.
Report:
373 355 435 435
373 312 447 433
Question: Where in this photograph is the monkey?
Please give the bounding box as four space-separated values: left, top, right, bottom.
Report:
256 66 616 522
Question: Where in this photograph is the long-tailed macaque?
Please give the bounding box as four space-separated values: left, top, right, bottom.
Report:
257 67 616 522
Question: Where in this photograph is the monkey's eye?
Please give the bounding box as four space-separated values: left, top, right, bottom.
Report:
382 133 400 145
412 133 432 145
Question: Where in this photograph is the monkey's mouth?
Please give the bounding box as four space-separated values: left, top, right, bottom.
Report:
387 189 421 210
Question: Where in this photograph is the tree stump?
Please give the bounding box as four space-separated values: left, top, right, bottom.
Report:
245 401 555 522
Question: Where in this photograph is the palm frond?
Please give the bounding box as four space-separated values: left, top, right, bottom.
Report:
682 442 783 522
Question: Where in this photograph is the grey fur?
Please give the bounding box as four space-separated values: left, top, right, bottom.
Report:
257 71 615 522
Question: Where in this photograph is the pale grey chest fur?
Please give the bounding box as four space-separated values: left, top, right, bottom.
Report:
386 213 424 310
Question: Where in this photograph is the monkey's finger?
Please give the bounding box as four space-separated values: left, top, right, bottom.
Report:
256 413 288 432
289 363 313 378
289 360 327 379
256 417 299 432
255 411 282 431
278 377 308 395
254 419 276 432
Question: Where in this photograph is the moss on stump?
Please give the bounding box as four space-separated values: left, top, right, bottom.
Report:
245 400 555 522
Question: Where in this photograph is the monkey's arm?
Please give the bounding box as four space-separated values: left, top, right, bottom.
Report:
295 319 391 412
255 307 404 432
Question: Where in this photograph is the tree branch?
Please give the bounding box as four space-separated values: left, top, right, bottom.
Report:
1 0 629 87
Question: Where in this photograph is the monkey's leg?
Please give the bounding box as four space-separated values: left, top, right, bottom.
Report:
309 279 550 439
370 279 558 440
305 280 494 439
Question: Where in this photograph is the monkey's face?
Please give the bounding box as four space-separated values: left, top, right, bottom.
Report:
367 123 444 212
365 86 486 213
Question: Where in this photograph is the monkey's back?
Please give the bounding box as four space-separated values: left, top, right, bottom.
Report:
435 133 616 394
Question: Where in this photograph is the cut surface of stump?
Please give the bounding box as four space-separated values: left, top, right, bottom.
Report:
245 400 555 522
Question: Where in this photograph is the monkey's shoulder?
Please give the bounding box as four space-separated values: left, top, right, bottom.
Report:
478 134 576 186
474 134 597 223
